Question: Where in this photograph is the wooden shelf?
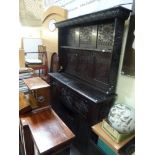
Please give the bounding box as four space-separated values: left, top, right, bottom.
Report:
61 46 112 52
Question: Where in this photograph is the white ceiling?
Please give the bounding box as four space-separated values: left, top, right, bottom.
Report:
19 0 133 27
19 0 44 26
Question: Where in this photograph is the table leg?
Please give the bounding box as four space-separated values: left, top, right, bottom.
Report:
23 125 34 155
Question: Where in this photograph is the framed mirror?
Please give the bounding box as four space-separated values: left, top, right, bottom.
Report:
121 14 135 77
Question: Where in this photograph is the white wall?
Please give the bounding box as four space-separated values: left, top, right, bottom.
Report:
116 20 135 108
19 25 42 39
44 0 135 108
19 24 43 58
19 23 42 48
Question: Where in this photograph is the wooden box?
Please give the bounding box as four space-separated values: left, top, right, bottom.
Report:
92 122 135 155
101 119 134 143
25 87 50 109
32 87 50 108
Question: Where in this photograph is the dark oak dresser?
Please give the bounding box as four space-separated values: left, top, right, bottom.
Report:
49 6 130 155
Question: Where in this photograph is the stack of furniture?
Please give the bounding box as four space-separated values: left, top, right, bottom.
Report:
25 51 48 79
90 122 135 155
19 68 34 93
49 6 130 155
19 77 75 155
23 77 50 109
19 48 26 68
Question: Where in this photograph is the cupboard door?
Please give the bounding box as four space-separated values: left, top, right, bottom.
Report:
88 140 105 155
76 51 94 80
94 51 112 84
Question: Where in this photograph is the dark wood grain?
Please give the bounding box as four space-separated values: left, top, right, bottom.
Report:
20 107 75 154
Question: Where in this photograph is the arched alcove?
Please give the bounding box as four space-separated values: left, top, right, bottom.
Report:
41 6 67 69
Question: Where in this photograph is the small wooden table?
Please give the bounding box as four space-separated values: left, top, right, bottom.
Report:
20 107 75 155
23 77 50 90
23 77 50 109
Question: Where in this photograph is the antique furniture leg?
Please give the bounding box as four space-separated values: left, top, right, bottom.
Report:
21 124 34 155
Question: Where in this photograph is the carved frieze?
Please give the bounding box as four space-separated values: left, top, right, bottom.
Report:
74 100 88 116
80 26 92 44
55 7 130 28
79 25 97 48
97 23 114 50
60 87 88 117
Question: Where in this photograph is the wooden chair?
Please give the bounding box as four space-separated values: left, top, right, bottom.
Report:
50 52 59 72
25 52 48 79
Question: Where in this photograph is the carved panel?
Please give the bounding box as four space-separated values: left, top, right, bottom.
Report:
80 26 92 44
60 87 89 117
61 87 73 110
97 23 114 50
74 99 88 116
79 25 97 48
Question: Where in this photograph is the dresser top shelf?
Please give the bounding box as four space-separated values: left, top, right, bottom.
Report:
61 46 112 52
